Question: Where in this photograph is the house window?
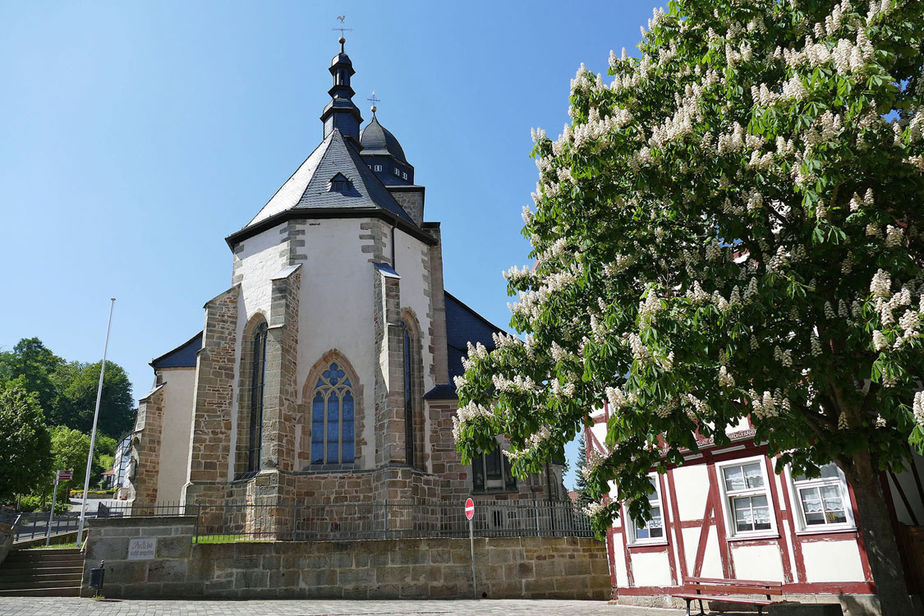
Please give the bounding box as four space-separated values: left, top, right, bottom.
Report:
472 446 516 492
627 475 665 543
718 458 775 536
790 463 854 531
402 172 408 180
310 362 355 465
374 164 382 172
247 322 268 472
393 167 400 176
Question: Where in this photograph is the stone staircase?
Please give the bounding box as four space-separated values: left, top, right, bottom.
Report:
0 548 83 596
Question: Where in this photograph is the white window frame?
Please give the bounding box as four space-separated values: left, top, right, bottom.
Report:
786 463 855 534
715 455 778 539
625 474 667 545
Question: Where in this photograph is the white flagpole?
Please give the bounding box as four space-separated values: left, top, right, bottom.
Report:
76 298 116 548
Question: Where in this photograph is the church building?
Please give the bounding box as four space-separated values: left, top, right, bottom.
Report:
125 38 566 517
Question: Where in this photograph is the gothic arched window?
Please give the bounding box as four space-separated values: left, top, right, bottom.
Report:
310 362 355 465
247 322 268 472
402 321 414 467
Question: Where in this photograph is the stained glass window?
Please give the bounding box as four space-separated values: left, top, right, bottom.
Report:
310 362 355 465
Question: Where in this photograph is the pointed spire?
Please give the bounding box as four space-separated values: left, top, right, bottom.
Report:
320 36 363 142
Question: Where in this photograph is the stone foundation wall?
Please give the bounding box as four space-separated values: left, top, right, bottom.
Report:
83 516 610 600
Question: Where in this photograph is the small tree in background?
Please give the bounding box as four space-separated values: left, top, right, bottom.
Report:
0 383 52 502
454 1 923 612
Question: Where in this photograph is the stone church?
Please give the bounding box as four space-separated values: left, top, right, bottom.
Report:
126 38 566 516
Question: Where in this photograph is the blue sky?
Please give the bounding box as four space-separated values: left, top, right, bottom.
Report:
0 1 664 488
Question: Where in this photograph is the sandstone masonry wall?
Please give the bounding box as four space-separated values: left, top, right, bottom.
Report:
83 516 610 600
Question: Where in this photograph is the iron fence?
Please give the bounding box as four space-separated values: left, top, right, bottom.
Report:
192 499 593 543
9 499 594 544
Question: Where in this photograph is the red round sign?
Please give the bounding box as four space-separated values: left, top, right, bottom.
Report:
464 497 475 520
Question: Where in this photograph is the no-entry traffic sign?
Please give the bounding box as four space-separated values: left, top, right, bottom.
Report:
464 497 475 520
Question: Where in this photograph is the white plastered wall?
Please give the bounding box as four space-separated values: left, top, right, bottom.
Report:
802 540 865 582
154 367 196 504
393 228 435 471
229 224 289 476
295 218 379 470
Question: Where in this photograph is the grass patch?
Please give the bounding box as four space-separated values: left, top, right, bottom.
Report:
28 542 79 550
195 534 245 544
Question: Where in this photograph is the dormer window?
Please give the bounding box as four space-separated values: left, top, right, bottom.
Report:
328 172 352 194
393 167 400 176
374 164 382 172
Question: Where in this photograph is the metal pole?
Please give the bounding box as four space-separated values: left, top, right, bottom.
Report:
46 472 59 546
76 298 116 547
469 517 477 599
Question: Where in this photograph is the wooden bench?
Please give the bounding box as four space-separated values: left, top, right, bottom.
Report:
672 577 783 615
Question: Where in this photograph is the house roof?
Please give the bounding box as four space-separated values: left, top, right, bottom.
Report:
150 332 202 369
360 114 407 163
242 129 415 232
425 291 506 400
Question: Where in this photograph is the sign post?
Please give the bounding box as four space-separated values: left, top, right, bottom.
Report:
46 469 72 546
465 497 476 599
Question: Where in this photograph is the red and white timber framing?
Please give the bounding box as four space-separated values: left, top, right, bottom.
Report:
585 402 924 600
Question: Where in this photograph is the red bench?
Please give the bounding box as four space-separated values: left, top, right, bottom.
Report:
672 577 783 615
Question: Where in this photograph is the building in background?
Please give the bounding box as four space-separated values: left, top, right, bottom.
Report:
586 409 924 605
124 38 566 525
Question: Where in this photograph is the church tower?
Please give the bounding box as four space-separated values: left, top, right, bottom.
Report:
128 38 565 518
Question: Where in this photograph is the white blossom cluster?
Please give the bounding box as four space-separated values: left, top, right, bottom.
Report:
628 333 652 363
451 401 494 443
638 290 663 324
461 342 488 371
605 386 635 412
503 264 532 284
914 391 924 427
550 377 576 398
749 389 782 419
491 331 522 350
550 341 570 363
718 365 735 388
491 373 537 394
581 449 606 480
581 501 605 518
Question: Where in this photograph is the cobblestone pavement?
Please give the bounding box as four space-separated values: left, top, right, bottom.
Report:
0 598 684 616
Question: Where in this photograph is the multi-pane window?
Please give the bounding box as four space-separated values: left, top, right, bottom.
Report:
246 322 268 473
628 476 664 543
720 460 773 535
310 363 355 465
472 447 516 492
791 463 852 530
402 322 414 467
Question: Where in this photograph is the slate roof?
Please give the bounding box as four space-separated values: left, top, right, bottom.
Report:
150 332 202 369
244 129 415 230
360 115 408 163
425 291 506 400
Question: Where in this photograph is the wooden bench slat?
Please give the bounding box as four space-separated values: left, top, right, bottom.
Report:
683 584 783 596
685 576 783 588
672 593 773 606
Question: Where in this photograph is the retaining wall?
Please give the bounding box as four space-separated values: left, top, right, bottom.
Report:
82 516 610 599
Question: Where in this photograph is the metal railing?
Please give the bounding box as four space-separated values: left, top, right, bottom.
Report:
192 499 593 543
10 499 594 544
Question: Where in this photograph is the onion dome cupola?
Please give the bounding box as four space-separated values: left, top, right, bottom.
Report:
320 37 363 142
360 106 414 185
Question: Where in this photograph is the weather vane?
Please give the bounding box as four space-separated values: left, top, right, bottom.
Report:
368 91 380 114
333 15 352 39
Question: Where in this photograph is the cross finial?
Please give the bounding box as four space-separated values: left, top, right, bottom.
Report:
368 91 380 114
333 16 352 52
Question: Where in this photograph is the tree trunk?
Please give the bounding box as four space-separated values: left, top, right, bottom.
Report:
843 450 915 616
